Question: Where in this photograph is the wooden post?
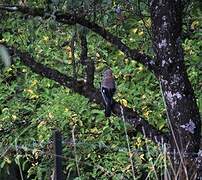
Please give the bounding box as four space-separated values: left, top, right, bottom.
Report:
54 130 63 180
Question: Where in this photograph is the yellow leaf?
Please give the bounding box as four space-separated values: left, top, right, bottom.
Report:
111 144 117 148
120 99 128 106
43 36 49 42
30 94 39 99
191 21 199 30
38 120 46 128
65 46 72 60
138 20 143 24
143 110 150 118
114 74 119 78
31 79 38 86
124 164 131 171
67 59 72 65
159 124 165 130
32 148 40 159
90 127 99 133
124 58 129 64
138 31 144 36
134 137 143 148
128 152 133 158
124 73 132 80
26 89 33 94
96 52 100 58
4 157 11 164
87 154 91 158
149 157 153 161
141 95 146 99
140 154 145 160
5 67 12 73
65 46 71 52
48 112 54 119
146 18 151 28
132 28 138 34
2 108 9 113
12 115 17 120
0 38 5 43
22 68 27 72
138 66 144 72
118 50 124 56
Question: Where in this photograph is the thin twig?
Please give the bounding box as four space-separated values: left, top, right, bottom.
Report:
72 125 80 177
142 127 161 180
120 105 136 179
15 139 24 180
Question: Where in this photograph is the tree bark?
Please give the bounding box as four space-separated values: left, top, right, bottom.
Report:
150 0 201 179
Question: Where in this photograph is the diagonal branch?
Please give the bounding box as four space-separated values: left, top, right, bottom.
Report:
1 43 168 144
0 4 158 76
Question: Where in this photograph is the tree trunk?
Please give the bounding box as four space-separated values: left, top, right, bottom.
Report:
150 0 201 179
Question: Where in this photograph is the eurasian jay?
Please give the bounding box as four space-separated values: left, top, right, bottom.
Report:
101 69 116 117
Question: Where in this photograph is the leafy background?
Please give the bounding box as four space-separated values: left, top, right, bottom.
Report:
0 0 201 179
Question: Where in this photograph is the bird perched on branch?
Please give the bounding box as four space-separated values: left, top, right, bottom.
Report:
101 69 116 117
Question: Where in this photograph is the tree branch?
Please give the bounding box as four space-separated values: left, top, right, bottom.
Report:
79 27 95 88
1 43 168 144
0 4 158 76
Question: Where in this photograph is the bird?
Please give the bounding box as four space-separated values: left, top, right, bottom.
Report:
101 69 116 117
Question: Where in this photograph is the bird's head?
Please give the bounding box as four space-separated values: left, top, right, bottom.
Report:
103 68 113 77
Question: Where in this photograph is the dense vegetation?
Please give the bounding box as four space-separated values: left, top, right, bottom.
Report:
0 0 201 179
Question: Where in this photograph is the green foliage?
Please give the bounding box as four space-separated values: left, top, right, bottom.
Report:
0 0 201 179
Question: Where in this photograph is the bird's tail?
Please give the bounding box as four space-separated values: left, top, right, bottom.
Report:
105 100 114 117
105 105 111 117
